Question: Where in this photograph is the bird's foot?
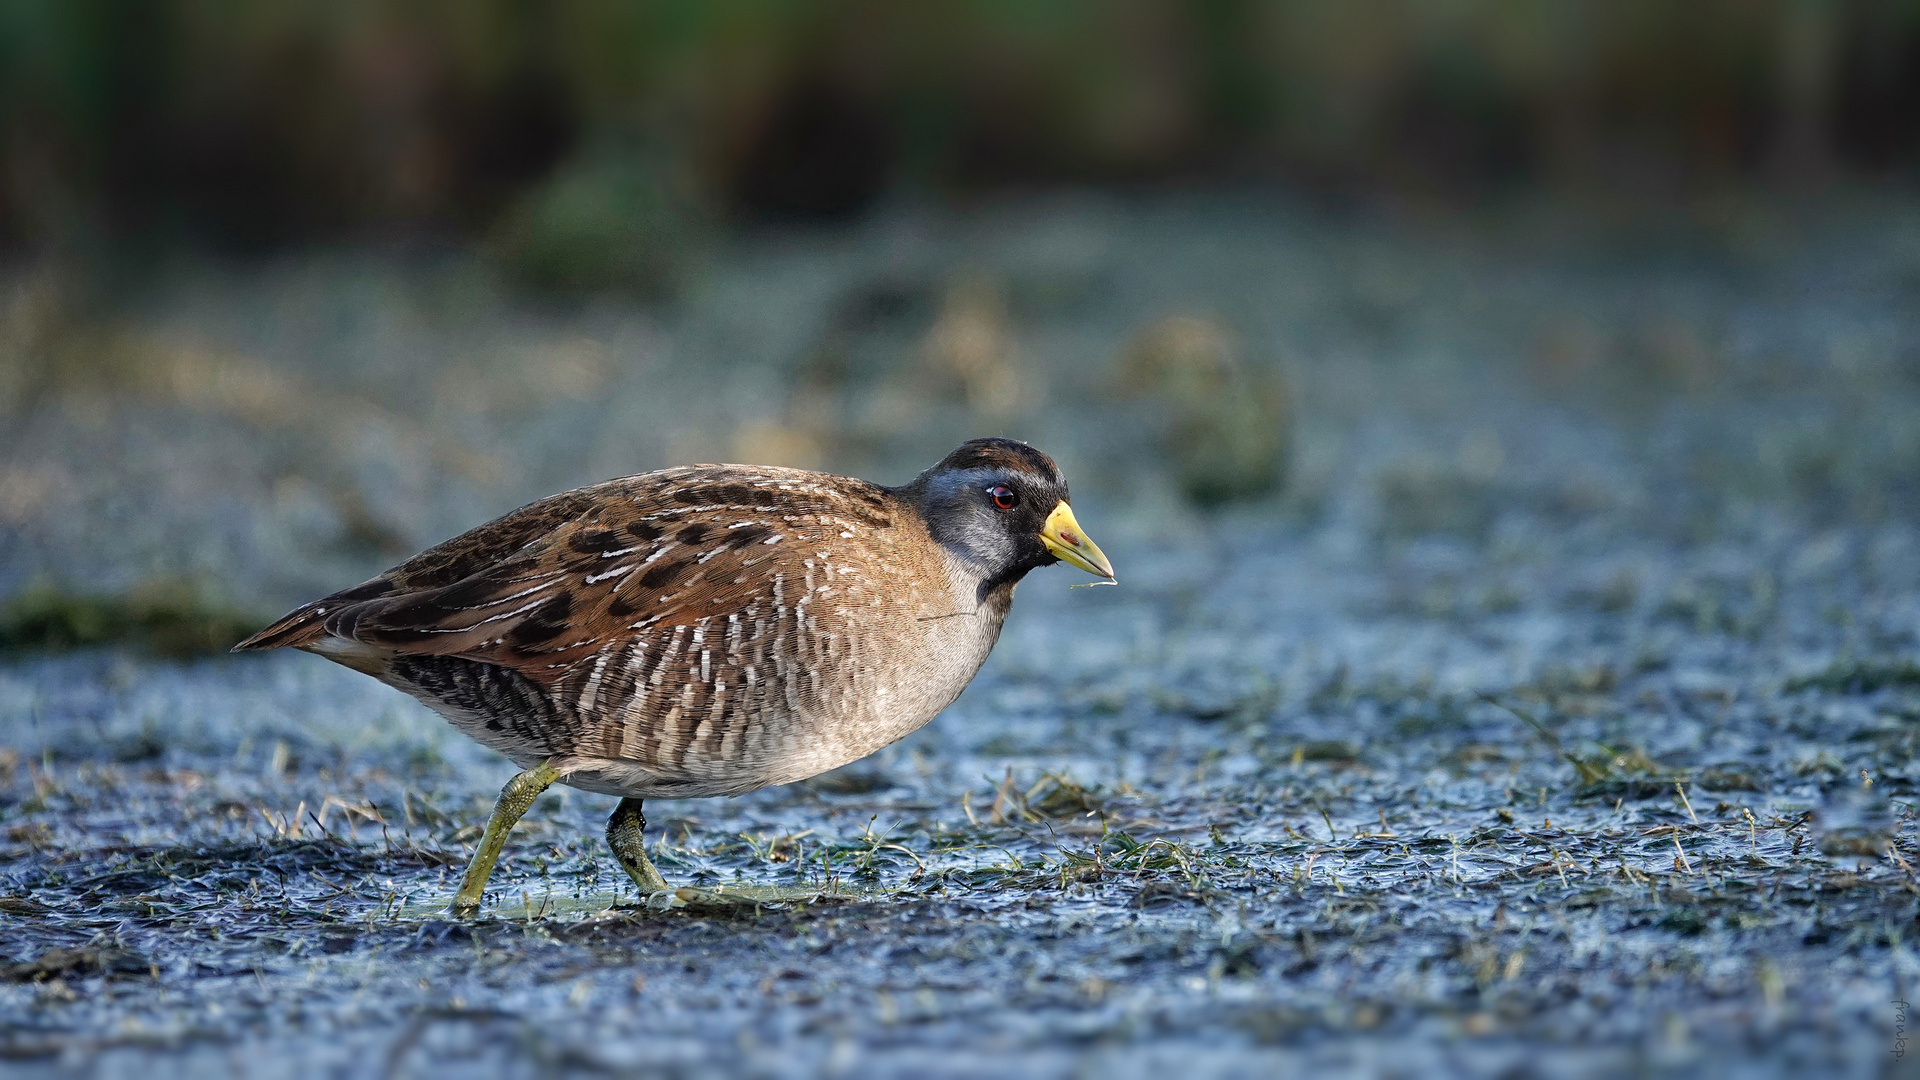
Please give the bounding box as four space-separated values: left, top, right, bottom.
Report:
449 760 560 917
607 796 670 894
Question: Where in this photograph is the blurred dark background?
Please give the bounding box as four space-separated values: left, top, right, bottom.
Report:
4 0 1920 648
6 0 1918 260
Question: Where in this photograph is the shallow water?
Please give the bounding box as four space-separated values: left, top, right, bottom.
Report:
5 193 1920 1078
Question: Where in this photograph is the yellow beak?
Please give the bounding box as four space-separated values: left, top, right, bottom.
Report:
1039 501 1115 580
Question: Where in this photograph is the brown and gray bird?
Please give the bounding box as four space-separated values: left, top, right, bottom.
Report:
234 438 1113 914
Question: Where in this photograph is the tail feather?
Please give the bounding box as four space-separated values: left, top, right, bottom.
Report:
231 602 332 652
233 574 398 652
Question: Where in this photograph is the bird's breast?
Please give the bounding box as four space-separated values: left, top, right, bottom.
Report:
551 540 1012 796
768 558 1012 778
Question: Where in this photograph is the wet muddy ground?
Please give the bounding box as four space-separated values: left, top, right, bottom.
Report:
5 193 1920 1077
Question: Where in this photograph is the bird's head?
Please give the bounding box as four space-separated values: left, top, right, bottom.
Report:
904 437 1114 592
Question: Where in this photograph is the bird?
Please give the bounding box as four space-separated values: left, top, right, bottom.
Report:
233 438 1114 915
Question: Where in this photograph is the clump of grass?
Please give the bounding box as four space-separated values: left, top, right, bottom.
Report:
489 144 698 296
0 579 262 658
1114 315 1291 507
1482 694 1673 796
3 945 153 982
1291 741 1362 764
962 770 1114 827
1784 658 1920 695
1046 831 1213 895
1025 774 1107 819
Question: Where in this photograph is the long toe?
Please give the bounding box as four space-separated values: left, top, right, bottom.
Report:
607 798 670 893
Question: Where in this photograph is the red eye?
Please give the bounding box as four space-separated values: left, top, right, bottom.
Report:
988 485 1018 510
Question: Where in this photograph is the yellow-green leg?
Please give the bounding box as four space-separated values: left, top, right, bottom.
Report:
449 760 560 917
606 797 669 893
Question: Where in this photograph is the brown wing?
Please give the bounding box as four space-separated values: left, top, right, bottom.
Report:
234 466 900 691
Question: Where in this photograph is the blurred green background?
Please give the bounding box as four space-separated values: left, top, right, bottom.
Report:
4 0 1920 650
5 0 1916 261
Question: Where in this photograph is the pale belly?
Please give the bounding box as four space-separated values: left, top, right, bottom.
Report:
547 596 1012 800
